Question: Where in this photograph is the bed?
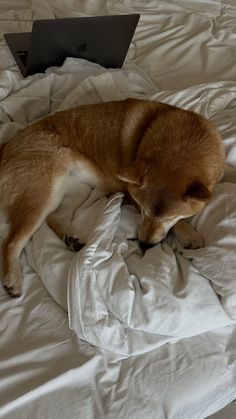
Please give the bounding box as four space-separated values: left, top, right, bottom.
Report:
1 1 236 418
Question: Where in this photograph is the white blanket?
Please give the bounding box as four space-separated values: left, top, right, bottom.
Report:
27 185 236 356
1 1 236 419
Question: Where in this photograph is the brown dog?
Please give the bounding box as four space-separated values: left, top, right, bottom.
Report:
0 98 225 297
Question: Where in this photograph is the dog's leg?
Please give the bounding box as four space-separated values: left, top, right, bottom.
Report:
172 219 204 249
47 211 84 252
46 172 90 252
46 211 68 242
1 173 69 297
172 163 236 250
2 208 48 297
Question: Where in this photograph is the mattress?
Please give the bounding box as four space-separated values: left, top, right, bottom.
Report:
1 1 236 418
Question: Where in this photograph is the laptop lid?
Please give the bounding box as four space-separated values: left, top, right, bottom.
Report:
23 14 140 76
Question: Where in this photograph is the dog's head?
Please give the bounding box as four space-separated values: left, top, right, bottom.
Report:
117 100 224 250
119 162 211 249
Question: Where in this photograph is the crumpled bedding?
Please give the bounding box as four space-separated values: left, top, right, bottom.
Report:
1 1 236 419
27 183 236 356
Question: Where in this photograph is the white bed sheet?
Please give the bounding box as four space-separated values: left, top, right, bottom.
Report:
1 1 236 418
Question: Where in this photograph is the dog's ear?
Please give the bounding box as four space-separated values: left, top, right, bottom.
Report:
118 166 142 185
184 181 211 202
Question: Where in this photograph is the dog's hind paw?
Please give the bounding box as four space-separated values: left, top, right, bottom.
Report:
65 235 84 252
3 277 22 298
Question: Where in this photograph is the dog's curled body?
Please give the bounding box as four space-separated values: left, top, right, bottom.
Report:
0 99 225 296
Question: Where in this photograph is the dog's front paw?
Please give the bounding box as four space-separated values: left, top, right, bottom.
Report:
178 230 204 249
172 220 204 249
65 235 84 252
2 276 22 298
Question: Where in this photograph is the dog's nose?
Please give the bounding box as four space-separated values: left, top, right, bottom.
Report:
139 241 156 252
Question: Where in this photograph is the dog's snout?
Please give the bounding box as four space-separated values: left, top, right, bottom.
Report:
139 241 156 252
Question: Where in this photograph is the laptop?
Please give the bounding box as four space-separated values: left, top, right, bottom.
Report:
4 14 140 77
